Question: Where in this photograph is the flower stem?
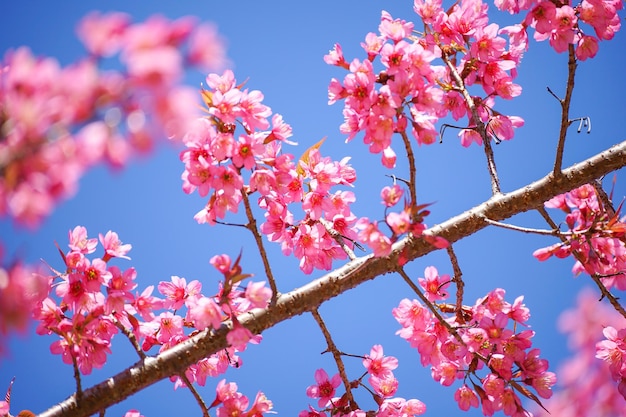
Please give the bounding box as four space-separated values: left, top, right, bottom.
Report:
241 188 279 306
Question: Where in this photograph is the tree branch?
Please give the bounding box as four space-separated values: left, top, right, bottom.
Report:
311 308 356 410
552 45 578 175
38 140 626 417
398 129 418 212
446 245 465 324
241 188 279 305
179 372 210 417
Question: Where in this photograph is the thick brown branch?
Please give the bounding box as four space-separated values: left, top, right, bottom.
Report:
38 140 626 417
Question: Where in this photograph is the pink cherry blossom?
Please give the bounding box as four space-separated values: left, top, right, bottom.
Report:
132 285 163 321
306 369 342 408
226 321 254 351
381 185 404 207
454 384 480 411
324 43 348 68
68 226 98 254
387 210 412 236
99 231 132 260
576 35 599 60
356 218 392 257
247 392 274 416
186 23 228 71
370 374 399 398
417 266 451 301
363 344 398 378
596 325 626 390
188 296 222 330
158 275 201 310
244 281 272 309
379 11 414 42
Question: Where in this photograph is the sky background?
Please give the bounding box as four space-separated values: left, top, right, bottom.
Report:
1 1 626 416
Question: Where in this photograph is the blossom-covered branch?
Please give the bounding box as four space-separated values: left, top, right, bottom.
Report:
38 139 626 417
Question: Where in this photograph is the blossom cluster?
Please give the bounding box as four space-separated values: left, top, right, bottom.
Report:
533 184 626 289
0 248 49 354
325 4 525 156
393 267 555 416
0 12 227 228
210 379 273 417
596 325 626 400
301 345 426 416
323 4 529 247
354 184 436 259
30 226 272 399
533 184 626 402
494 0 622 59
181 70 368 273
532 289 626 416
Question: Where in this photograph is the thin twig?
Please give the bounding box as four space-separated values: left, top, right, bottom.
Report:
441 55 501 195
592 178 616 218
50 328 84 403
241 188 279 306
588 273 626 318
385 174 411 187
113 319 146 360
446 246 465 324
215 220 249 228
311 308 357 410
482 216 564 236
398 129 418 214
552 45 578 175
478 122 500 194
179 372 210 417
71 349 83 403
536 206 560 230
439 123 467 144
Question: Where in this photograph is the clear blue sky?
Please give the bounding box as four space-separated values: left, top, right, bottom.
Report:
1 1 625 416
